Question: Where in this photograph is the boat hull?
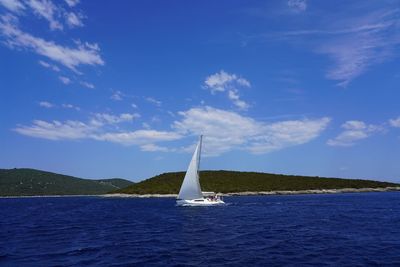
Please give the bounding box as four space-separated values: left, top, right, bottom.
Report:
176 198 225 206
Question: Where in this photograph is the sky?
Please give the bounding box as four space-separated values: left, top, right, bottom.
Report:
0 0 399 182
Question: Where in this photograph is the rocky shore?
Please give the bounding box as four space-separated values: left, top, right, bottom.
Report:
2 187 399 198
103 186 400 198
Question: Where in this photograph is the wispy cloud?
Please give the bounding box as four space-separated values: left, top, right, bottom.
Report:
95 130 181 146
65 11 84 28
64 0 79 8
80 81 94 89
59 76 71 84
14 112 150 145
38 101 54 108
1 0 84 30
287 0 307 13
140 143 172 152
39 101 81 110
389 117 400 128
0 14 104 72
145 97 162 107
316 10 399 87
267 7 400 87
204 70 251 110
26 0 63 30
92 112 140 125
227 89 249 110
317 11 399 87
15 119 97 140
15 117 181 149
0 0 25 13
327 120 383 146
110 90 123 101
38 60 60 72
62 103 80 111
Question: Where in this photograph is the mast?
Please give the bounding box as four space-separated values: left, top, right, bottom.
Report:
197 135 202 178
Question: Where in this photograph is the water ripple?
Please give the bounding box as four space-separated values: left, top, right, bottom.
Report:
1 193 400 266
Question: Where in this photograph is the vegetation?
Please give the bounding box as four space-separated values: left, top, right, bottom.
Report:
1 168 397 197
114 170 399 194
0 168 133 196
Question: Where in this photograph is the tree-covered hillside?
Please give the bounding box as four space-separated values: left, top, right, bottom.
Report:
0 168 133 196
115 170 398 194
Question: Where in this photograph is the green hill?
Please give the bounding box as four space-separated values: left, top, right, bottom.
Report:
114 170 399 194
0 168 133 196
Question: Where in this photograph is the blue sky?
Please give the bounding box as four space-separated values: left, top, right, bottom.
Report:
1 0 400 182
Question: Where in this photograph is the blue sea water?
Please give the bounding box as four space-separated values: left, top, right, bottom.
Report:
1 193 400 266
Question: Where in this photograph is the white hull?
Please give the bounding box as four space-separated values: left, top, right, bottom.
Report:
176 198 225 206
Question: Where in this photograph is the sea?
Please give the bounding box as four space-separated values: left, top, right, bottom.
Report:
1 192 400 266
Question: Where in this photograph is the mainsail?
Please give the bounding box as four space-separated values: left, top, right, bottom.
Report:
177 136 203 200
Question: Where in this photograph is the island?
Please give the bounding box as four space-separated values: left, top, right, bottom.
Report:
112 170 400 197
1 168 399 197
0 168 133 196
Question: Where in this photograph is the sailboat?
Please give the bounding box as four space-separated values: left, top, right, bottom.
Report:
176 135 225 206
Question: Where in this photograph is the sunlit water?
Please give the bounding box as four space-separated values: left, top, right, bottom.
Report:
1 192 400 266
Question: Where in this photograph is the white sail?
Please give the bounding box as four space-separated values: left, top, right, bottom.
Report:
177 136 203 200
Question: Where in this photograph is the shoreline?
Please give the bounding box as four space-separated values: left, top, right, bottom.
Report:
103 186 400 198
1 187 400 198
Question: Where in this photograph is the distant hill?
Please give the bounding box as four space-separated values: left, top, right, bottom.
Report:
114 170 399 194
0 168 133 196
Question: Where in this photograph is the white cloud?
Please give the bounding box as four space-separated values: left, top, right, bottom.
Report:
237 77 251 87
14 114 180 149
389 117 400 128
287 0 307 13
131 103 138 109
64 0 79 7
65 12 83 28
15 119 96 140
26 0 63 30
0 0 25 13
247 118 331 154
93 113 140 125
39 102 81 110
80 81 94 89
228 89 249 110
204 70 251 109
62 103 80 111
95 130 181 146
59 76 71 84
14 111 142 142
38 60 60 72
0 14 104 72
145 97 162 107
327 120 383 146
140 143 171 152
14 106 330 155
205 70 239 93
1 0 83 30
174 106 330 156
204 70 250 93
39 101 54 108
111 90 123 101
